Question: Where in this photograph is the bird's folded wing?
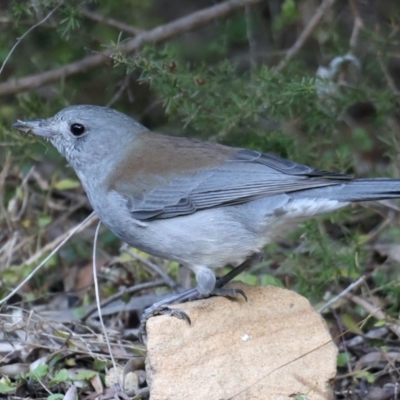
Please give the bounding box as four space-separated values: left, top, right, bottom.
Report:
120 149 352 220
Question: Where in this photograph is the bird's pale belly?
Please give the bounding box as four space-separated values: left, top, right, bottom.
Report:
92 188 347 269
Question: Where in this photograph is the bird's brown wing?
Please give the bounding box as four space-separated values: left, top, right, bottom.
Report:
116 146 352 220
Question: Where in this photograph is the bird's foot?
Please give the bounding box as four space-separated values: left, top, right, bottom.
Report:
138 253 262 343
138 305 191 343
138 288 198 343
138 286 247 343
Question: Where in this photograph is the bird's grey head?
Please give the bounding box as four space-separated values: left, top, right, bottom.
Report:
12 105 146 171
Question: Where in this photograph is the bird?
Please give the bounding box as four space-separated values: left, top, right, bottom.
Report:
12 105 400 319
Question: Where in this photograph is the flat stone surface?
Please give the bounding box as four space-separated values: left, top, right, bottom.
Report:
146 282 337 400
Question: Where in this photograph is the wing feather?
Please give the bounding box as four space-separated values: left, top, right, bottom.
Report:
123 149 352 220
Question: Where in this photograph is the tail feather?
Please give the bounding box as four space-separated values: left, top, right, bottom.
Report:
291 179 400 202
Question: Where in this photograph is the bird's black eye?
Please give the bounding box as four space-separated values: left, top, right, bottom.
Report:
70 123 86 137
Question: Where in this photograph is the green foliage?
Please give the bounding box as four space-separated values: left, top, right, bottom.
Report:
337 352 350 367
27 364 49 381
48 395 65 400
273 0 300 32
13 358 100 395
356 370 376 383
0 377 15 394
59 5 82 39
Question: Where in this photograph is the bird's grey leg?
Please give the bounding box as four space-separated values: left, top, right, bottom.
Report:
215 252 263 288
209 252 263 298
138 252 263 342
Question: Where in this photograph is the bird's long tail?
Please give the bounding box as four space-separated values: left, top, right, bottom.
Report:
291 179 400 202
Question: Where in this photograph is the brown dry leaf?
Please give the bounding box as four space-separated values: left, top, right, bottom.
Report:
63 257 106 302
146 282 337 400
0 363 30 378
373 243 400 263
105 365 139 393
105 366 123 388
90 372 103 395
63 385 77 400
123 359 141 392
354 351 400 372
0 341 31 363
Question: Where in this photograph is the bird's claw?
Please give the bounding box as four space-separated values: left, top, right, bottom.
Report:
168 308 192 324
137 258 257 343
211 287 247 301
138 305 191 343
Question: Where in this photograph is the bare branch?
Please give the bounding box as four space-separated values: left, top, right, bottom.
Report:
81 9 143 36
275 0 336 72
0 0 63 78
0 0 262 97
318 276 365 313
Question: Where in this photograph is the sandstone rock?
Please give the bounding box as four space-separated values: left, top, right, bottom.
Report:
146 282 337 400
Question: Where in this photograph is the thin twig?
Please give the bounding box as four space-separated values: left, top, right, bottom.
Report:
122 245 180 290
0 212 97 306
0 153 13 231
14 166 35 222
345 292 400 339
82 280 166 320
92 220 121 388
318 276 365 313
359 216 393 245
106 74 131 107
0 0 262 96
31 370 53 396
348 0 364 55
377 51 400 97
245 5 256 67
275 0 336 72
25 213 98 267
0 0 63 77
45 197 88 232
81 9 142 36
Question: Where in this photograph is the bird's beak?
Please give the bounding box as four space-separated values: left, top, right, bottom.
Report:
12 119 54 138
